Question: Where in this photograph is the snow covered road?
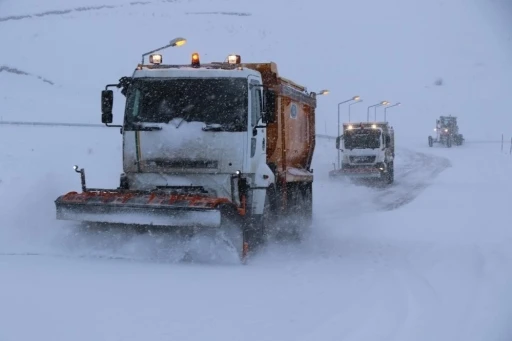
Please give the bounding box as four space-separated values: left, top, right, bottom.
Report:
2 126 512 340
374 149 452 211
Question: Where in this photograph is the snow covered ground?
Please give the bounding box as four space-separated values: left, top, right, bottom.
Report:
2 0 512 340
2 126 512 340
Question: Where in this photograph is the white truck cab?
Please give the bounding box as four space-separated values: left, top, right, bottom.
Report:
330 122 395 184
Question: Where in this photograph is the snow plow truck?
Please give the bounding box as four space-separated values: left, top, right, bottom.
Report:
54 38 327 262
329 122 395 184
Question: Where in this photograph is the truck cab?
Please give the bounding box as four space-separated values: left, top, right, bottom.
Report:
102 52 281 226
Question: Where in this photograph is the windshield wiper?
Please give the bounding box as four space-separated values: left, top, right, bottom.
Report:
202 123 226 132
126 123 162 131
137 125 162 131
203 118 245 132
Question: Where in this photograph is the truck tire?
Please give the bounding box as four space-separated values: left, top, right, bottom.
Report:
428 136 433 147
301 183 313 228
288 184 312 241
244 188 276 249
385 162 394 184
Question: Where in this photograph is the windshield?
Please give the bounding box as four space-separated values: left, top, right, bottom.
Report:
344 129 382 149
440 117 456 126
124 78 248 131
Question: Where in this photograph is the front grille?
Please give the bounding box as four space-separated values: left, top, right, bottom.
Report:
349 156 376 164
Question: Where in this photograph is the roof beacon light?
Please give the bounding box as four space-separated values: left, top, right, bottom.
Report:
191 52 200 68
227 54 241 64
149 54 162 65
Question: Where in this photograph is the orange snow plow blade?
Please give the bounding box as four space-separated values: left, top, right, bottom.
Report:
54 189 236 228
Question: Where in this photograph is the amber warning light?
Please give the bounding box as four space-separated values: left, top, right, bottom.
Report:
191 52 200 68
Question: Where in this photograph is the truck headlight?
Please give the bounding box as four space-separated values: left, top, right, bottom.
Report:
227 54 241 64
375 162 385 171
149 54 162 64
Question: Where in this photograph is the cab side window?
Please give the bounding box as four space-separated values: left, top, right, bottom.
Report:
250 83 262 127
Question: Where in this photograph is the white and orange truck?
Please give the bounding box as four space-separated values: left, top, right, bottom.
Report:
54 38 327 262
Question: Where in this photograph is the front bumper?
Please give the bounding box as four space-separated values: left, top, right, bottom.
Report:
329 163 384 179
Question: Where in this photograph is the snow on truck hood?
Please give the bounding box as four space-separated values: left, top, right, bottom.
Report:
123 119 246 173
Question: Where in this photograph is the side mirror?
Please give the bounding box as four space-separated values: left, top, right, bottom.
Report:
336 136 341 149
262 90 277 124
385 135 391 147
101 90 114 124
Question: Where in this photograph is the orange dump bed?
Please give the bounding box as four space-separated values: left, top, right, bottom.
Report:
244 62 317 184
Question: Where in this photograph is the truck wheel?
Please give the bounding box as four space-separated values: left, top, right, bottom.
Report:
288 185 311 241
301 183 313 228
247 188 275 248
428 136 433 147
385 162 394 184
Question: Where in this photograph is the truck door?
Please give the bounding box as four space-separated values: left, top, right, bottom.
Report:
249 79 266 172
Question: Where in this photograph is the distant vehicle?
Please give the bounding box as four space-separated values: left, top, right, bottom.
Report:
428 115 464 148
329 122 395 184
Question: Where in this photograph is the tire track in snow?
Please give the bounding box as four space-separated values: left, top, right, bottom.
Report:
292 267 395 341
0 65 54 85
416 244 487 341
0 0 250 23
387 248 443 341
1 4 120 22
337 243 441 341
186 11 251 16
372 149 451 211
291 242 440 341
460 243 512 340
